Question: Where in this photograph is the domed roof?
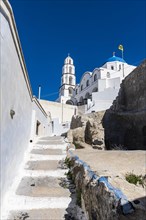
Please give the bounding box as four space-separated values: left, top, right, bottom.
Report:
106 55 126 63
64 54 73 65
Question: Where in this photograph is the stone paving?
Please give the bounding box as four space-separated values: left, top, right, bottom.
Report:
6 136 72 220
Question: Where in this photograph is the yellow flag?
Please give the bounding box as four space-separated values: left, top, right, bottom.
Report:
118 44 124 51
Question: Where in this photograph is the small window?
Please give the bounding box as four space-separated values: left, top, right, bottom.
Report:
76 89 78 94
69 59 71 64
94 74 97 82
119 64 121 70
107 72 110 78
111 66 114 70
86 80 89 87
81 85 83 91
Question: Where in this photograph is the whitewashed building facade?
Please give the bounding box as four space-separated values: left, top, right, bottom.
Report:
58 54 136 112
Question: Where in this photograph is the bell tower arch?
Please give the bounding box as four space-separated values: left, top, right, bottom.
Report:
59 54 76 103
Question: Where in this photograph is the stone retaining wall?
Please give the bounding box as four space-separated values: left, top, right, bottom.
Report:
68 151 134 220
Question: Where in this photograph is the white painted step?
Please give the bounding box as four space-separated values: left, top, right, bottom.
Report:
23 169 68 178
6 195 71 210
33 144 67 150
29 154 66 161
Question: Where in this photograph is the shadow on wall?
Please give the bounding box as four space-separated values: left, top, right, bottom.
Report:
103 111 146 150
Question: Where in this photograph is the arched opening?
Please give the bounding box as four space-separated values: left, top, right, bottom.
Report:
69 66 72 74
69 76 73 85
107 72 110 78
85 92 90 99
86 80 89 87
94 74 97 82
66 100 74 105
79 96 84 105
81 85 83 91
68 87 73 96
84 98 87 104
92 87 98 93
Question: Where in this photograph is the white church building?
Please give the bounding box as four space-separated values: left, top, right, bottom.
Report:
57 53 136 113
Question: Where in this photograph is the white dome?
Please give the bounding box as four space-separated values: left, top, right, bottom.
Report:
64 55 73 65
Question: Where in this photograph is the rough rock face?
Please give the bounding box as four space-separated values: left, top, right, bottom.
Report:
103 60 146 150
68 154 146 220
70 114 89 129
85 118 104 149
68 156 136 220
68 111 105 149
67 127 85 143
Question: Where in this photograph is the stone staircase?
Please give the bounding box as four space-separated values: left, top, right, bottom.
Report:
5 136 72 220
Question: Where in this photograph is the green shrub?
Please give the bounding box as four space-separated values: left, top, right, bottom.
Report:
65 170 73 180
125 173 144 186
64 157 71 168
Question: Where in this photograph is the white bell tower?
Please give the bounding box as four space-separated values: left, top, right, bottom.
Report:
59 54 76 104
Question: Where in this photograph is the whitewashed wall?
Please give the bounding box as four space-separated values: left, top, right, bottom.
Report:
0 3 33 206
74 61 135 106
86 88 119 113
30 98 52 141
0 1 51 212
52 118 70 136
39 99 77 123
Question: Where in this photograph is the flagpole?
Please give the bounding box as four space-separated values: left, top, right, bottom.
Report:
118 45 124 77
122 49 124 77
122 49 124 60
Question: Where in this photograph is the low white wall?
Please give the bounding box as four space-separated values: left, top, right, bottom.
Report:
86 88 119 113
86 100 113 113
92 88 119 101
52 118 70 136
39 99 77 123
106 77 120 90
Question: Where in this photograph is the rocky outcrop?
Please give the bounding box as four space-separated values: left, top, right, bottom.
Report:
70 114 89 129
85 117 104 149
103 60 146 150
67 111 105 149
67 127 85 143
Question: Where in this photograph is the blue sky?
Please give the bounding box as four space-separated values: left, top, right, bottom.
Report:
9 0 146 101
